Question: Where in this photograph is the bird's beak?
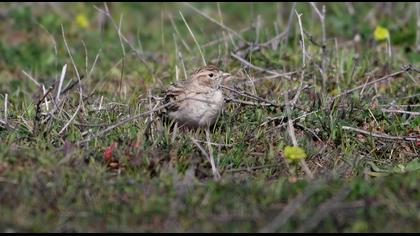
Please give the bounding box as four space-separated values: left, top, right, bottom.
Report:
221 72 232 80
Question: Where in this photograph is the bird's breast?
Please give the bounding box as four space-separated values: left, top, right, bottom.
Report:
169 89 224 128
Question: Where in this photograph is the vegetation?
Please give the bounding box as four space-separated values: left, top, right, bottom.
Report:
0 2 419 232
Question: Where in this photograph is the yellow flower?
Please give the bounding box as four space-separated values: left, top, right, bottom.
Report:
76 14 89 29
283 146 307 162
374 26 390 41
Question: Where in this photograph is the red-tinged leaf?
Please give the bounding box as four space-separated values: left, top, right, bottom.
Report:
103 142 117 162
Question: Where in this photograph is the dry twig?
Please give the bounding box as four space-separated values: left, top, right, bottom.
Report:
93 4 153 74
295 10 307 67
342 126 420 142
184 2 247 43
284 92 314 180
333 64 414 99
380 109 420 116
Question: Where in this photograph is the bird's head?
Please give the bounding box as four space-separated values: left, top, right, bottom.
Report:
191 64 231 87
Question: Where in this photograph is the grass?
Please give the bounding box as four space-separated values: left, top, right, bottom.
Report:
0 2 419 233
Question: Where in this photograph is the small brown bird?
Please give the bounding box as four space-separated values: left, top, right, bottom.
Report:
162 65 231 128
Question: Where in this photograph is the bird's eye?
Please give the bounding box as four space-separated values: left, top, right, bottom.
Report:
208 73 214 77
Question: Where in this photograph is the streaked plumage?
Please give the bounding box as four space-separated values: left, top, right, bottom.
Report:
162 65 230 128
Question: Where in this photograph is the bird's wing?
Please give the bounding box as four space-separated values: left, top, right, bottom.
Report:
162 80 192 112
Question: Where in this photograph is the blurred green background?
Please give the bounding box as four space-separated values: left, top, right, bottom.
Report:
0 2 418 93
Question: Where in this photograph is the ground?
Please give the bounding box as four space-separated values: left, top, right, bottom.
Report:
0 2 419 233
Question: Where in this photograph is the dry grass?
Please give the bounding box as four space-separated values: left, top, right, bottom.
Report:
0 2 419 233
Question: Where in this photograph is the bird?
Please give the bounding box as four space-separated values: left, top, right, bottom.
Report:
161 64 231 129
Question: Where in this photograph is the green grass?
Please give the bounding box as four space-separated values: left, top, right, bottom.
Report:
0 2 419 233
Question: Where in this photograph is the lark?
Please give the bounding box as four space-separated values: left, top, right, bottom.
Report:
161 65 231 129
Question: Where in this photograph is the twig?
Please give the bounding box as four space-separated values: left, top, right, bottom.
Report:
81 40 88 78
285 3 297 44
193 139 234 147
381 108 420 116
380 104 420 108
202 26 251 49
225 97 274 107
21 70 42 88
42 86 50 111
265 67 415 137
220 85 280 107
191 133 221 181
231 3 295 56
61 25 86 129
76 100 177 145
275 110 321 129
179 11 206 66
285 93 298 147
224 162 282 173
295 10 307 67
0 118 15 130
284 92 314 180
342 125 420 142
231 52 279 76
243 66 258 95
240 70 299 84
35 21 58 59
184 2 247 43
399 92 420 100
3 93 8 123
333 64 414 99
62 26 84 103
58 104 81 136
309 3 326 46
55 64 67 104
88 48 101 79
206 128 221 180
290 71 305 108
309 3 327 88
169 15 191 52
178 51 188 80
34 84 54 132
59 75 85 96
36 85 55 110
295 123 324 144
303 30 323 47
93 4 152 74
117 14 126 97
265 2 295 47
